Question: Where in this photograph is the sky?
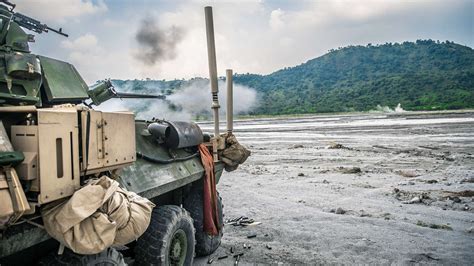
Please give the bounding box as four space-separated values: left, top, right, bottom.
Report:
13 0 474 84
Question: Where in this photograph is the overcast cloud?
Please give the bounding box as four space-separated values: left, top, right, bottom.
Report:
14 0 473 84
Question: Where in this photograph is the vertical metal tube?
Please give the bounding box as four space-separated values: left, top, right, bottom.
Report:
205 7 219 96
205 6 220 161
226 69 233 133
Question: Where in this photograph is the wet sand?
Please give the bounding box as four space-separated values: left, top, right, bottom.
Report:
197 111 474 264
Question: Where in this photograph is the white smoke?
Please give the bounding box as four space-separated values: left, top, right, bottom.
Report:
370 103 406 113
394 103 406 113
96 79 257 121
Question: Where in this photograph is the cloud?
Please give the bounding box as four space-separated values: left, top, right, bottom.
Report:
61 33 107 83
269 8 285 30
103 19 126 28
61 33 98 51
24 0 473 83
14 0 107 23
129 0 472 80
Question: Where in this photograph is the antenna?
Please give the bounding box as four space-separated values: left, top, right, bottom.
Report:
226 69 233 134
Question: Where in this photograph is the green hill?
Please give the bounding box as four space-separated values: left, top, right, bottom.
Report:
234 40 474 114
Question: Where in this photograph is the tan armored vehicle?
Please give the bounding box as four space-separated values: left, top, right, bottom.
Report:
0 1 249 265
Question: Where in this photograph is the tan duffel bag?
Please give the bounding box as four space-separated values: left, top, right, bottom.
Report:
42 176 155 254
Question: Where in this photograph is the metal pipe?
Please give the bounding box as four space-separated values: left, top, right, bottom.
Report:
226 69 233 133
205 7 219 97
147 123 170 139
205 6 220 161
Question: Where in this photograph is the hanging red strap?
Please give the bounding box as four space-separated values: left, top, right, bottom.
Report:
198 144 219 235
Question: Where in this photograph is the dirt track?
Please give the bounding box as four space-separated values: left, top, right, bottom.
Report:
197 111 474 265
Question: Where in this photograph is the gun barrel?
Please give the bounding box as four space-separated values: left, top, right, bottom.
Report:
47 26 68 37
114 92 166 99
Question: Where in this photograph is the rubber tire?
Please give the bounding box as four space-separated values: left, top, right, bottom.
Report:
183 182 224 257
39 247 126 266
134 205 195 266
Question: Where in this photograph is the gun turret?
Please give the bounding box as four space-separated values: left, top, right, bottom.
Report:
87 80 166 106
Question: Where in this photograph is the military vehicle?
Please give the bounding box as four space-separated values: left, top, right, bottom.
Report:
0 1 249 265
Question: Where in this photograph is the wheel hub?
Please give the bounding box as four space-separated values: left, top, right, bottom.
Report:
169 229 187 264
171 240 181 258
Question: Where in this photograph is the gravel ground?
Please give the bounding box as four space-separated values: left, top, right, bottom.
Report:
196 110 474 265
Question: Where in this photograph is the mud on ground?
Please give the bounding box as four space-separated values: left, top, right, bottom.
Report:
197 111 474 265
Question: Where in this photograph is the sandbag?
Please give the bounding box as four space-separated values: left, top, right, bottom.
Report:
42 176 155 254
218 133 251 172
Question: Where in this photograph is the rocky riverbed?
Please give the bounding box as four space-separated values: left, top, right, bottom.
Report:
197 110 474 264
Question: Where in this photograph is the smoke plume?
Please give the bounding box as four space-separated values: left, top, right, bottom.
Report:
97 79 257 121
370 103 406 113
135 16 185 65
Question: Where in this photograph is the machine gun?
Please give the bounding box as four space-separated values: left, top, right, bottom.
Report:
0 0 68 37
12 12 68 37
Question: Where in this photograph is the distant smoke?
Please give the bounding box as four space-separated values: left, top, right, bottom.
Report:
166 80 257 119
135 16 185 65
97 79 257 121
370 103 406 113
394 103 406 112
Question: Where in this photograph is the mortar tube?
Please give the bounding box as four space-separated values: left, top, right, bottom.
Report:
205 6 220 161
226 69 233 134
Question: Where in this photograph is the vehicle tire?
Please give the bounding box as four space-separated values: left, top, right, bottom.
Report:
183 181 224 257
134 205 195 266
39 247 126 266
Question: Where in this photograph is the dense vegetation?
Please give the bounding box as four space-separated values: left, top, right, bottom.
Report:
116 40 474 115
234 40 474 114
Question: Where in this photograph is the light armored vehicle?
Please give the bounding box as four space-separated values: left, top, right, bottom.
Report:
0 1 249 265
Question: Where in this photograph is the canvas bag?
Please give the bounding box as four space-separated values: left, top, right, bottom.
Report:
42 176 155 254
218 133 251 172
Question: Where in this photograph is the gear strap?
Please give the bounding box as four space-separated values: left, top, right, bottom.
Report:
3 166 29 224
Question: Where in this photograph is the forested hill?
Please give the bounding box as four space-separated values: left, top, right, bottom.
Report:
234 40 474 114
